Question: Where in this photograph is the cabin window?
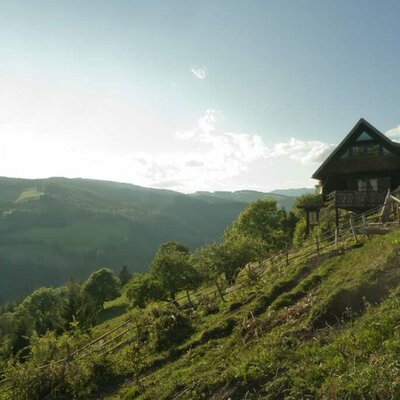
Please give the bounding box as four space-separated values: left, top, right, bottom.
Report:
358 179 367 192
350 177 389 192
309 211 318 225
356 131 374 141
352 145 365 158
365 144 380 157
351 143 381 158
369 178 378 191
382 146 394 157
357 178 378 192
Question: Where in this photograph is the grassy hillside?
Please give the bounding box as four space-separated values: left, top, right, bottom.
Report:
4 227 400 399
0 177 248 303
99 230 400 399
108 229 400 399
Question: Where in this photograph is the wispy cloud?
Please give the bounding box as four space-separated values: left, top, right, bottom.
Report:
385 125 400 142
176 109 268 164
0 72 327 193
190 66 207 80
121 109 269 190
129 110 333 191
271 138 336 164
198 108 219 133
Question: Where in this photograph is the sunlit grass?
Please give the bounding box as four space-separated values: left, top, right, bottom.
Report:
15 188 44 203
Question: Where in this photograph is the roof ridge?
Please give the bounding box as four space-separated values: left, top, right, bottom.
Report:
312 119 398 180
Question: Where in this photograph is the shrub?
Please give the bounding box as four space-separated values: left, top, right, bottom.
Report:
196 294 220 316
125 273 166 309
84 354 118 391
81 268 121 310
240 313 268 339
293 219 307 246
243 263 262 285
148 305 193 351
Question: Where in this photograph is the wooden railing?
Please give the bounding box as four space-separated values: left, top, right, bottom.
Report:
330 190 387 209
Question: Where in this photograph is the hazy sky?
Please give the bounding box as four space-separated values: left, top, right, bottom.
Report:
1 1 400 193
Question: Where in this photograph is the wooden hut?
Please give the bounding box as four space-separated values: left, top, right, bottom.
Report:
303 118 400 233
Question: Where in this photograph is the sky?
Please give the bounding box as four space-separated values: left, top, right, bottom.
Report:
1 0 400 193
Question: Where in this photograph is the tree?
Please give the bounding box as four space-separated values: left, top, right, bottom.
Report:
76 293 101 328
119 265 132 287
293 193 323 218
1 288 68 358
281 210 299 240
16 287 66 336
150 241 198 303
0 301 16 314
0 311 27 358
194 237 260 285
125 273 166 308
81 268 121 310
63 278 82 327
225 199 289 252
293 219 307 246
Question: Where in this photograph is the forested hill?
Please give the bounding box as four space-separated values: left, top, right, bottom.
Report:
189 188 313 210
0 177 301 303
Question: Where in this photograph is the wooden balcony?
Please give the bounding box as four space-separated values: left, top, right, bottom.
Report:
329 190 387 210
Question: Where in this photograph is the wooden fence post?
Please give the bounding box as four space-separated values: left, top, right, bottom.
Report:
186 290 193 308
335 204 339 233
315 235 320 254
285 243 289 266
362 213 366 225
335 227 339 247
398 205 400 225
349 215 357 242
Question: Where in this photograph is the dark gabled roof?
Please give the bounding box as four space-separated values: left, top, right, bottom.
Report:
312 118 400 180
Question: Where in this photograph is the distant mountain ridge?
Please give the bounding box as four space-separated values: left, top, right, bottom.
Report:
269 188 315 197
0 177 310 302
189 188 314 210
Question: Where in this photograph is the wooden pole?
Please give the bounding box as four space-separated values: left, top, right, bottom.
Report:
315 235 320 254
398 205 400 226
334 206 339 232
349 215 357 242
285 243 289 266
379 189 391 223
335 226 339 247
186 290 193 308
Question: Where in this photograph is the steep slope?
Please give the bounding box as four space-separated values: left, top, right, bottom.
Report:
99 230 400 400
0 177 247 302
3 228 400 400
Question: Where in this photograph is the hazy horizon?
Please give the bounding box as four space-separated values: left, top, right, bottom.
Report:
0 174 315 195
